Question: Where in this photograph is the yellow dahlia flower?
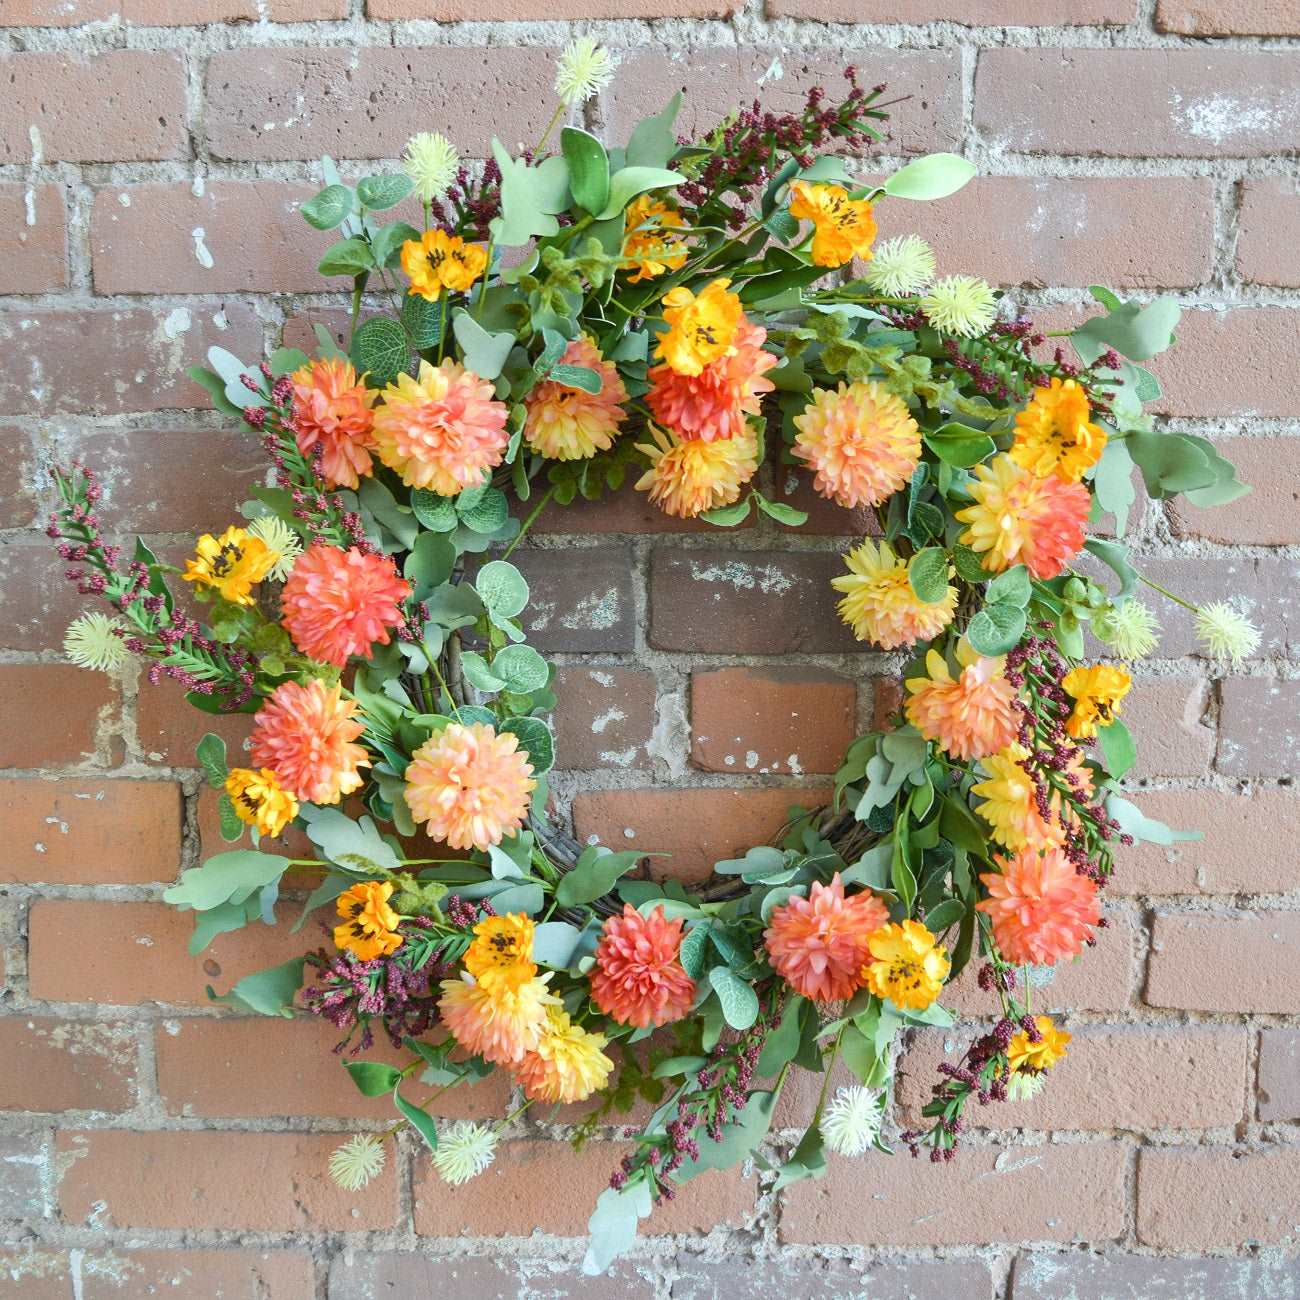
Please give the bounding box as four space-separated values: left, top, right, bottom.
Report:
1011 378 1107 482
971 744 1060 852
224 767 299 839
788 179 878 268
524 336 628 460
181 526 276 606
1061 664 1132 740
634 423 759 519
863 920 950 1012
655 278 744 377
1008 1015 1071 1075
513 1006 614 1104
832 538 957 651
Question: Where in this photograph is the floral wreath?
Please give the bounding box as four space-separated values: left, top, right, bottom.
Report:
50 43 1255 1274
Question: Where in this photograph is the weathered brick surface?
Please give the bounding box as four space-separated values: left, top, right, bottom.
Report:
1259 1029 1300 1121
1167 435 1300 545
0 1135 49 1219
0 185 67 295
1147 911 1300 1012
774 0 1134 20
512 548 636 653
671 1256 997 1300
1155 0 1300 34
1217 678 1300 777
329 1253 656 1299
553 666 658 770
0 665 116 768
1011 1252 1300 1299
0 1017 136 1113
1237 181 1300 287
1119 676 1213 780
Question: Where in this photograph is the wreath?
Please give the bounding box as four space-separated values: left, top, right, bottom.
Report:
48 43 1255 1274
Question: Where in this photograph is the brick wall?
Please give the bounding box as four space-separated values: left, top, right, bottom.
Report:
2 2 1299 1297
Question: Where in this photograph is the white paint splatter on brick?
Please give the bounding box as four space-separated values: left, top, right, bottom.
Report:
190 227 214 269
591 708 625 735
689 560 794 596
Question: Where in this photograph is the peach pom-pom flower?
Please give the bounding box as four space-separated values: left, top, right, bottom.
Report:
404 722 536 852
373 358 509 495
904 639 1020 761
514 1006 614 1104
524 336 628 461
977 845 1101 966
250 679 369 806
646 320 777 444
634 423 759 519
289 357 378 490
438 971 558 1066
833 538 957 651
764 873 888 1002
792 381 921 509
589 904 697 1029
280 544 411 669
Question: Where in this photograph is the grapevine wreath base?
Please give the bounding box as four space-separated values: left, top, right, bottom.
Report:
47 43 1256 1273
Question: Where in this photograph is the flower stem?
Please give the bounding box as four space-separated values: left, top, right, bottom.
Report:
1137 572 1198 613
501 486 556 561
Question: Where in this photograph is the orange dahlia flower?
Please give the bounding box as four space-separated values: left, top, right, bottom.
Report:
524 336 628 460
634 422 759 519
513 1006 614 1104
249 678 369 806
437 971 558 1066
764 873 889 1002
279 544 411 669
904 641 1020 761
646 320 777 444
404 722 536 852
1011 378 1107 483
977 845 1100 966
372 359 510 495
589 904 697 1029
289 357 378 490
833 538 957 650
793 381 921 509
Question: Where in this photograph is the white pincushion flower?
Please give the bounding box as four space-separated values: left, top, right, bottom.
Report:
555 38 616 107
864 235 937 296
431 1121 499 1185
247 515 304 582
1094 599 1161 660
328 1135 386 1191
402 132 460 204
920 275 998 337
819 1085 884 1156
63 613 130 673
1006 1069 1046 1102
1195 600 1261 666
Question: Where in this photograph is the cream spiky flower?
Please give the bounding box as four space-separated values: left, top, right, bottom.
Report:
1195 600 1261 666
402 132 459 204
555 38 616 107
1093 599 1161 660
863 235 936 296
431 1121 499 1186
1006 1069 1046 1102
328 1135 386 1191
247 515 303 582
921 275 998 337
819 1085 884 1156
63 612 130 673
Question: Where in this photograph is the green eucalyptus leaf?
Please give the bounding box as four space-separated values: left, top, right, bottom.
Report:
700 498 752 526
1092 438 1137 536
402 293 445 349
626 92 681 169
501 716 555 775
966 601 1027 655
708 966 759 1030
985 564 1030 608
301 184 355 230
907 547 951 604
562 126 611 216
555 848 642 907
411 489 458 531
452 312 514 381
196 732 228 789
163 850 289 911
883 153 976 201
357 173 414 210
318 236 374 277
1073 295 1180 363
457 486 509 534
394 1083 439 1151
492 644 549 693
597 166 683 221
475 560 529 618
344 1060 403 1097
371 220 420 270
350 316 408 388
1097 716 1137 779
207 956 305 1018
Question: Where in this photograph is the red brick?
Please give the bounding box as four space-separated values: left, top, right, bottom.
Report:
373 0 734 13
136 679 255 768
26 1249 313 1299
0 665 116 768
531 483 742 536
0 778 180 885
28 900 307 1006
0 427 41 527
1156 0 1300 34
57 1129 395 1231
1218 678 1300 778
0 1017 136 1113
282 306 350 355
978 49 1300 158
0 0 116 20
772 0 1133 19
206 47 557 162
573 786 830 884
0 305 262 416
0 1135 46 1219
781 1142 1126 1246
690 667 857 775
553 667 657 770
774 463 877 537
1137 1145 1300 1248
606 51 960 159
1167 436 1300 545
510 548 636 653
0 51 186 164
1259 1029 1300 1121
673 1257 996 1300
1118 676 1213 780
898 1025 1247 1131
0 185 66 293
1147 911 1300 1012
330 1254 654 1299
156 1018 509 1121
1012 1252 1300 1300
0 537 93 652
1238 181 1300 287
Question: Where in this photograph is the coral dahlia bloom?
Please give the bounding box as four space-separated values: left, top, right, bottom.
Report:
289 357 378 489
833 539 957 650
904 641 1020 761
977 846 1101 967
956 454 1089 580
250 679 369 806
971 745 1061 852
863 920 950 1012
514 1006 614 1104
404 722 536 852
1061 664 1132 740
646 320 777 444
464 913 537 994
438 971 558 1066
280 544 410 669
764 874 889 1002
792 381 921 509
524 336 628 460
634 423 759 519
333 880 403 960
589 904 697 1029
1011 378 1107 483
373 359 509 495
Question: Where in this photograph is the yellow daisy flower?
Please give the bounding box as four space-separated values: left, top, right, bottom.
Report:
654 278 744 376
788 179 878 268
863 920 950 1012
1011 378 1107 482
1008 1015 1071 1075
224 767 299 839
1061 663 1132 739
182 526 276 606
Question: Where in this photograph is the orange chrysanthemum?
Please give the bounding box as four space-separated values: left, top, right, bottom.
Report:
634 423 759 519
763 873 889 1002
904 640 1020 761
404 722 536 852
833 538 958 651
956 454 1090 580
524 336 628 461
372 359 510 495
646 320 778 444
289 357 378 490
1061 664 1132 740
437 971 558 1066
513 1006 614 1104
1011 378 1107 482
463 912 537 994
249 678 369 806
977 845 1101 967
589 904 697 1029
279 544 411 669
792 381 921 509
